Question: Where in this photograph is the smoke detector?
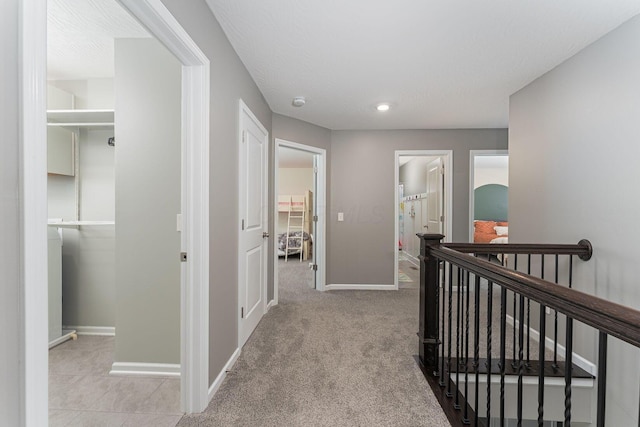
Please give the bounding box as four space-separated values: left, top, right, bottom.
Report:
292 96 306 107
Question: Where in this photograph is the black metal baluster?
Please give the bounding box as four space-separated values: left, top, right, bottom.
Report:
564 254 574 427
564 316 573 427
500 286 507 426
526 254 532 367
553 254 559 370
447 263 454 397
486 281 493 424
517 293 525 427
597 332 607 427
512 290 517 365
474 273 481 427
455 267 462 409
440 262 446 387
538 301 546 427
512 255 519 369
463 269 471 424
435 259 441 379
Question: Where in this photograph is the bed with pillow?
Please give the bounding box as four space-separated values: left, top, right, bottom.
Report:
473 220 508 244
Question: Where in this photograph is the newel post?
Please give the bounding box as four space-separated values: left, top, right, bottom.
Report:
417 233 444 372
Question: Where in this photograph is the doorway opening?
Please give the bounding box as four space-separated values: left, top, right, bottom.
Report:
394 150 453 290
23 0 210 422
469 150 509 243
274 139 327 303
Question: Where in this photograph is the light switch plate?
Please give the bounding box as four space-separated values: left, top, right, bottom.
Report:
338 212 344 222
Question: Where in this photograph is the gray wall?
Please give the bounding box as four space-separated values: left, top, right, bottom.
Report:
329 129 507 285
114 38 181 364
271 113 332 298
0 0 20 423
160 0 273 384
509 14 640 426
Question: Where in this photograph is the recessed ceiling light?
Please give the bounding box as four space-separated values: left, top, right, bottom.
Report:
292 96 306 107
376 103 390 112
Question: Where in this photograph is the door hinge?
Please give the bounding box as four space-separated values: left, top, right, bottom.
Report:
242 130 246 143
241 307 244 318
440 215 444 222
313 215 318 222
241 219 244 230
180 252 187 262
313 166 318 174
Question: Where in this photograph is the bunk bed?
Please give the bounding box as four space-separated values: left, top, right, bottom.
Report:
277 190 313 260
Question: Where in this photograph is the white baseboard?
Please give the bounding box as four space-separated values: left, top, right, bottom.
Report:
326 284 396 291
208 348 241 402
63 326 116 336
109 362 180 378
506 314 597 376
267 299 276 311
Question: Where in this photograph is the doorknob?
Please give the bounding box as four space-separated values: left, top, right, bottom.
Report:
263 231 270 238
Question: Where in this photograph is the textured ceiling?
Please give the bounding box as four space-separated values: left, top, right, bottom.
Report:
206 0 640 130
47 0 149 81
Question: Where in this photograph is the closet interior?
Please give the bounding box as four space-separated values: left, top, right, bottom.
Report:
47 81 116 347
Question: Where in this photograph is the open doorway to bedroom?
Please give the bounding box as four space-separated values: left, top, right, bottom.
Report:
469 150 509 243
394 150 452 290
274 139 326 303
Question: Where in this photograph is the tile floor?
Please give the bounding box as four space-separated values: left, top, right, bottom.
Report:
49 336 183 427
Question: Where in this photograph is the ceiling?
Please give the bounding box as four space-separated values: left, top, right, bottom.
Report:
48 1 640 130
47 0 149 81
205 0 640 130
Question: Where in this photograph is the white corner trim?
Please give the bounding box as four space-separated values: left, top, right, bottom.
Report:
110 362 181 378
64 326 116 336
506 314 597 376
267 299 277 311
208 348 241 402
325 284 397 291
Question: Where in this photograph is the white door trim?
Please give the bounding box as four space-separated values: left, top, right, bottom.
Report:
238 100 269 348
20 1 48 425
394 150 453 290
273 139 327 302
468 150 508 242
21 0 211 421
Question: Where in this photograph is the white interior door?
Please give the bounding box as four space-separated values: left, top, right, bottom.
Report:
426 157 444 234
238 101 268 348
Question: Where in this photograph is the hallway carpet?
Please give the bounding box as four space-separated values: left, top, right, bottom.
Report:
177 260 450 426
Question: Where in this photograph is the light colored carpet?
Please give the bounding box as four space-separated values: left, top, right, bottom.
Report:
177 260 450 427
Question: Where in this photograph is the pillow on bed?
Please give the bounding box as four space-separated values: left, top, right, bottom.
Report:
474 220 497 233
497 221 508 226
494 226 509 236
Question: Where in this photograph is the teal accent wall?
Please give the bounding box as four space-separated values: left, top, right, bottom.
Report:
474 184 508 221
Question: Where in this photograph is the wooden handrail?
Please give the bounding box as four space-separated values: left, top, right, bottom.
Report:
429 245 640 349
443 240 592 260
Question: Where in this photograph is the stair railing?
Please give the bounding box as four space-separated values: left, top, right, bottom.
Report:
417 233 640 427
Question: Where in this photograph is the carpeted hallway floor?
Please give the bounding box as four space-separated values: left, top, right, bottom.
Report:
177 260 450 426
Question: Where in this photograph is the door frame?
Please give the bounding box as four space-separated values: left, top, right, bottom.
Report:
273 139 327 301
468 150 508 242
237 100 269 348
20 0 211 421
394 150 453 290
